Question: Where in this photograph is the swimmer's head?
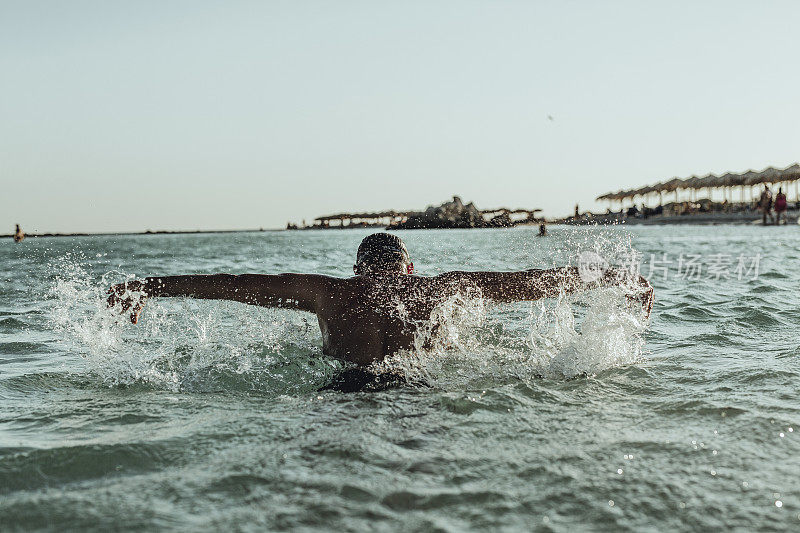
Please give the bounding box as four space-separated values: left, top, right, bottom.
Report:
354 233 413 276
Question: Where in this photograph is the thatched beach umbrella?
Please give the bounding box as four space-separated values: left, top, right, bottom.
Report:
779 162 800 179
737 170 763 201
595 192 615 209
742 170 763 202
613 190 631 207
779 163 800 199
657 177 685 202
648 181 670 204
682 175 705 201
661 177 684 192
742 169 764 186
697 173 718 200
595 161 800 212
773 163 800 199
711 172 735 201
759 166 782 184
715 171 745 202
629 185 652 205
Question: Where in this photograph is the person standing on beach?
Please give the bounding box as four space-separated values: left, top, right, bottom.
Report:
758 185 774 225
13 224 24 243
107 233 654 391
774 187 788 225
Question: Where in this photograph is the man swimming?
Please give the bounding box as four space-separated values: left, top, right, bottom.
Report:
108 233 653 386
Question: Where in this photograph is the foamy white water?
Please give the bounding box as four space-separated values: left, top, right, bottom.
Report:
48 227 649 390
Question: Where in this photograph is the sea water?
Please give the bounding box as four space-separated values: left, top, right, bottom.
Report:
1 226 799 531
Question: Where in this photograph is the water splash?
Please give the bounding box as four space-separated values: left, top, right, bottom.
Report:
48 259 330 392
373 285 648 386
48 227 650 392
375 225 651 385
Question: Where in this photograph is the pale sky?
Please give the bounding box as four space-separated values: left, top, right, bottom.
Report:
2 0 799 233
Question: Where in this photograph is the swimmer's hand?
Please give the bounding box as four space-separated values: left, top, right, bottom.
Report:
602 270 653 318
632 275 654 318
106 280 148 324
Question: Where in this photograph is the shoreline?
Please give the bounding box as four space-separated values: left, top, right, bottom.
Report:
6 210 799 239
2 228 281 239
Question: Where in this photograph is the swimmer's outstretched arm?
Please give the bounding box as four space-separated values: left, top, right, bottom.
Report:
107 274 328 323
439 267 653 317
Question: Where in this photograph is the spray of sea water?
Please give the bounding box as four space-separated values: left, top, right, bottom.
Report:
48 227 650 392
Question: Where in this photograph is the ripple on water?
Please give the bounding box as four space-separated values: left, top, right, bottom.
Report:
728 366 800 386
202 473 274 498
672 304 726 322
0 341 51 356
0 317 28 332
653 398 749 418
0 371 101 394
0 441 182 494
381 488 505 512
686 332 740 347
730 306 784 328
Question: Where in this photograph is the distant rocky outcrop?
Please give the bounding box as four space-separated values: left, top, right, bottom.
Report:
303 196 541 230
391 196 489 229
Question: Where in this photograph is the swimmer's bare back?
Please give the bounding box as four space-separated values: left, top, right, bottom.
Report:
107 268 653 367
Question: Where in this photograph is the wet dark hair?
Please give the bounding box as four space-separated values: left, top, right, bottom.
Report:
354 233 410 274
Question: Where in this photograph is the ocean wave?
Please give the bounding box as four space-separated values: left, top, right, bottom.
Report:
0 441 179 494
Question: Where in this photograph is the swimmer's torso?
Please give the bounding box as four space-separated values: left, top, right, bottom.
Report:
315 275 447 365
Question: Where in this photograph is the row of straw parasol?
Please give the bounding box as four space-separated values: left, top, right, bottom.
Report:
597 163 800 206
